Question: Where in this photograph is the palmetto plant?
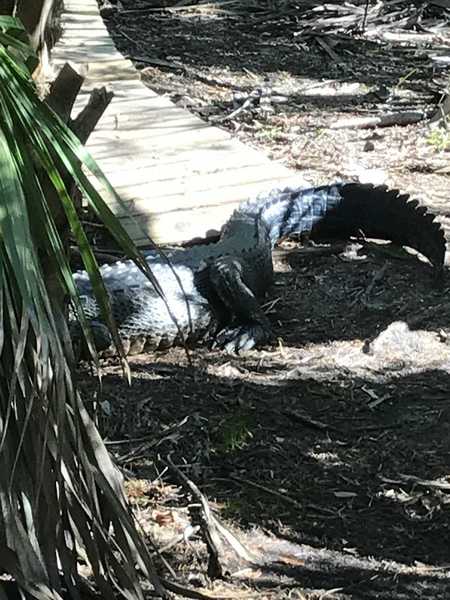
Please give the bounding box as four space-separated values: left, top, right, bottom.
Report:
0 16 164 599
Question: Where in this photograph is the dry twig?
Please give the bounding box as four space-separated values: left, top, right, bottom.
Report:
330 111 424 129
162 578 257 600
214 476 303 510
165 457 254 579
210 92 259 123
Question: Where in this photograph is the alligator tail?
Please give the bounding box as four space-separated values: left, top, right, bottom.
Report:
257 183 445 273
312 183 445 273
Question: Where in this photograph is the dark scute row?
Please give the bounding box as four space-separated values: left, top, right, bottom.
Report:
310 183 446 273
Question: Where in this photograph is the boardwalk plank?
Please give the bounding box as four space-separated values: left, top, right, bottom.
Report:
51 0 297 245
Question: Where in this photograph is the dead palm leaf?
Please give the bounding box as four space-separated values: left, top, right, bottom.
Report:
0 17 166 600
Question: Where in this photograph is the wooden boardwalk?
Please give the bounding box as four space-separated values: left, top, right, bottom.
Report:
50 0 297 245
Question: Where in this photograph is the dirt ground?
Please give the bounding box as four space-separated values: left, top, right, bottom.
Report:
92 2 450 598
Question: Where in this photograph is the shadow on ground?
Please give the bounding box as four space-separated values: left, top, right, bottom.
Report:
79 248 450 599
85 357 450 598
104 0 443 103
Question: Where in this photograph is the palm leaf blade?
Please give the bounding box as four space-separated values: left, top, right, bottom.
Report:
0 18 165 600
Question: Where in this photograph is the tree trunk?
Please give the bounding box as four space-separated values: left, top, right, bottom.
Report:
6 0 62 64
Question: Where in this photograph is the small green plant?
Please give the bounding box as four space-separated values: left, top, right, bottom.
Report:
395 67 418 91
256 126 282 141
214 413 254 453
426 127 450 152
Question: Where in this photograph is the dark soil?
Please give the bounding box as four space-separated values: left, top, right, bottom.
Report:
92 2 450 598
82 246 450 600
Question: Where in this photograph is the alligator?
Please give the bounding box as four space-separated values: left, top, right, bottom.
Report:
72 182 446 355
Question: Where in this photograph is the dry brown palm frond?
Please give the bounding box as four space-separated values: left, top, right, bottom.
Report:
0 17 166 600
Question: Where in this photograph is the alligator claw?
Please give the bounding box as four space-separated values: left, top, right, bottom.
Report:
213 324 271 353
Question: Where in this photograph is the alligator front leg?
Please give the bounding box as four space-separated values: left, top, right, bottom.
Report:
209 257 272 353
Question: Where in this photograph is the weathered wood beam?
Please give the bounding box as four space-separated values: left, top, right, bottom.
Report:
45 62 114 144
71 86 114 145
46 62 85 123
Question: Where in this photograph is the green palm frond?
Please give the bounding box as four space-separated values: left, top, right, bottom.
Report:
0 16 38 73
0 18 165 600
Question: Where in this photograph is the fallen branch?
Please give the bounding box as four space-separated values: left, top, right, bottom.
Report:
330 111 424 129
284 409 339 433
216 476 303 510
381 474 450 491
210 92 259 123
165 457 255 579
162 578 256 600
314 35 342 63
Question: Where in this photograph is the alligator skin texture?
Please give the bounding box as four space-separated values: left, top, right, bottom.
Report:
72 182 446 355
